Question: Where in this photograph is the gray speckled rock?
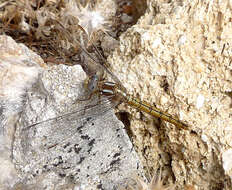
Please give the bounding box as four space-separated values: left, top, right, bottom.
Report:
12 56 144 189
0 35 144 189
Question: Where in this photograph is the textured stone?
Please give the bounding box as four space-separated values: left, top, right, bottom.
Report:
108 0 232 189
0 35 44 190
13 63 144 190
0 35 144 189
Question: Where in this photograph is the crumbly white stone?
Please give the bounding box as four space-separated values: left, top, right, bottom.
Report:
109 0 232 188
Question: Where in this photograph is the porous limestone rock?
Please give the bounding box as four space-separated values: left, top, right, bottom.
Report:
108 0 232 189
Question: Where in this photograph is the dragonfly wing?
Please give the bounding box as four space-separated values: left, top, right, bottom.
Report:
15 96 113 154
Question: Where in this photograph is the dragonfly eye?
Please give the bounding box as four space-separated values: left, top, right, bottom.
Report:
87 74 99 92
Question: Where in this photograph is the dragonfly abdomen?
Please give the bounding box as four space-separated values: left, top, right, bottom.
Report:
96 80 188 130
125 95 188 130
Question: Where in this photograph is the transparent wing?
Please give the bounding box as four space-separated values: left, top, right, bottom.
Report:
13 93 133 181
56 21 126 91
20 96 115 149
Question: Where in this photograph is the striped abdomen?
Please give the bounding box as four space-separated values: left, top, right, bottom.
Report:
99 81 188 130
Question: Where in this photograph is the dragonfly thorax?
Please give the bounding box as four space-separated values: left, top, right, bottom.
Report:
98 81 127 102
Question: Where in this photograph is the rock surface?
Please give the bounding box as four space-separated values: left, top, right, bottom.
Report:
0 35 144 189
0 35 44 189
108 0 232 189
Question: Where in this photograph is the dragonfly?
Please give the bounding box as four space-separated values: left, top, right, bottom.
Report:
22 36 188 133
53 20 189 130
12 28 188 190
80 44 189 130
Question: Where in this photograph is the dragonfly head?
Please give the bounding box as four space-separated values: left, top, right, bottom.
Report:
85 74 99 93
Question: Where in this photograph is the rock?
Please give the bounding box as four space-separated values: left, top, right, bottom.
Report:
0 35 144 189
108 0 232 189
0 35 44 189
